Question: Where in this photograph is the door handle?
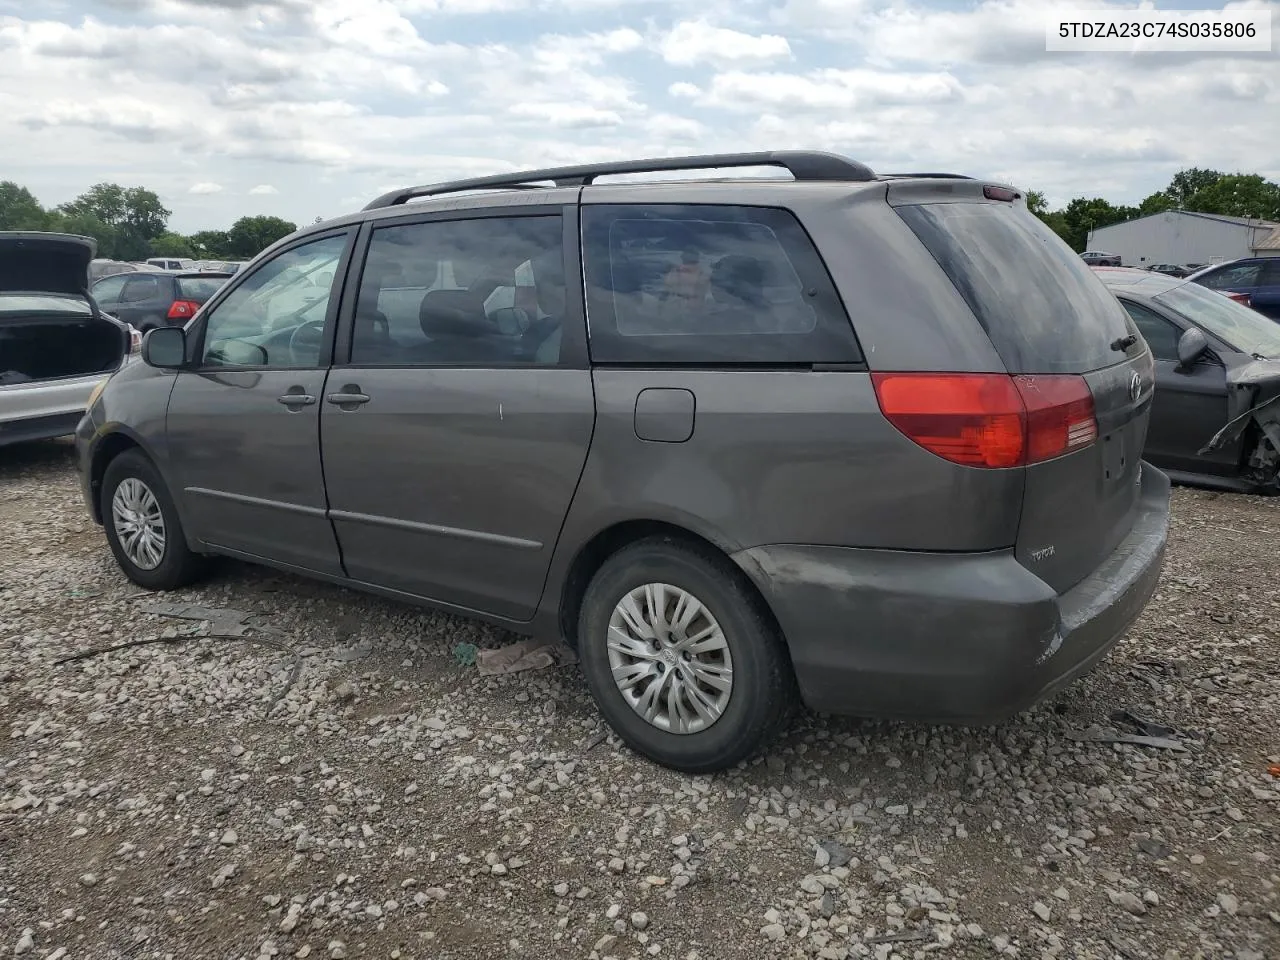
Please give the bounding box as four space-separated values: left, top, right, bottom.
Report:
277 393 316 407
326 387 370 408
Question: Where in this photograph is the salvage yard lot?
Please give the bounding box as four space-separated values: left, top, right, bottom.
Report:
2 441 1277 960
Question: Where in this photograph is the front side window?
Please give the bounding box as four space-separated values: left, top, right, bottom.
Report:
1119 300 1180 362
1197 261 1262 291
582 204 860 365
200 233 348 368
349 215 565 367
91 275 128 304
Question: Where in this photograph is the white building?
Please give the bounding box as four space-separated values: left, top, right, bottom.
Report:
1087 210 1280 268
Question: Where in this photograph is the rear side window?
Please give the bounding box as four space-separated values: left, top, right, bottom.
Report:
1196 261 1262 291
176 277 227 302
896 202 1135 373
121 276 160 303
582 204 861 365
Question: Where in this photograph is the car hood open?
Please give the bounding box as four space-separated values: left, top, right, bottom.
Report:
0 232 97 297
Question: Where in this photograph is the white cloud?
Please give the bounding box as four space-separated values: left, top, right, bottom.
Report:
508 102 624 128
693 68 964 112
248 183 279 194
660 20 791 68
188 181 223 193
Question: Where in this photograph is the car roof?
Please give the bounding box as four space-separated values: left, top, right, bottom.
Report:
1092 266 1188 295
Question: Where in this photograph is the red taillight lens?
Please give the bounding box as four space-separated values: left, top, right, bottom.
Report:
167 299 200 320
872 373 1098 468
1224 291 1252 307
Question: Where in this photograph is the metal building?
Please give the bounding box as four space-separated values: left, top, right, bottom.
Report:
1087 211 1280 268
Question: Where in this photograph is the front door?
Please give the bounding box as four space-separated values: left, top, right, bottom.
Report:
1119 299 1240 476
164 230 353 575
319 206 594 620
1251 258 1280 320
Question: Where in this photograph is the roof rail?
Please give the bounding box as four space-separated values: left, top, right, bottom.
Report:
880 172 973 180
363 151 877 211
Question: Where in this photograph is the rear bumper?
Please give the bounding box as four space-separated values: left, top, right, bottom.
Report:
0 372 111 447
732 463 1171 723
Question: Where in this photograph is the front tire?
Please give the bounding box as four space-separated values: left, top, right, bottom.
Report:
577 537 795 773
101 449 205 591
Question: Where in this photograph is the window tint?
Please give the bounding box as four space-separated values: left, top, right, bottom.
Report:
1261 259 1280 284
121 276 160 303
896 202 1135 373
1155 281 1280 359
1197 261 1262 290
350 215 565 367
1119 300 1180 362
200 233 348 368
92 275 128 303
582 205 859 365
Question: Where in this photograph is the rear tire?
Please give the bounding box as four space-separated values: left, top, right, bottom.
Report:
101 449 205 591
577 536 795 773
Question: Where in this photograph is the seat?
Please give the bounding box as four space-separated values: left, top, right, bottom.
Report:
415 289 509 364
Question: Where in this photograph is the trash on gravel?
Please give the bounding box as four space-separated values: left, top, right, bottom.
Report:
476 639 578 675
330 641 373 662
452 642 479 666
136 601 251 624
1069 707 1195 752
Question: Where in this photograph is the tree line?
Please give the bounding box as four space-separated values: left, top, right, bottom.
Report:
0 180 298 262
1027 168 1280 253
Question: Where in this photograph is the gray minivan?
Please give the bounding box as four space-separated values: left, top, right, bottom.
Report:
74 152 1171 772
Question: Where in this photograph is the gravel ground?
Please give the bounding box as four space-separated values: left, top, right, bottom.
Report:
2 439 1278 960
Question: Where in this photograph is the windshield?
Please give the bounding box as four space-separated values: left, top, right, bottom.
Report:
1155 282 1280 359
0 293 91 316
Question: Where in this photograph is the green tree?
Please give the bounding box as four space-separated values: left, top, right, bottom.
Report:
226 216 297 258
1059 198 1136 252
151 232 194 257
1184 174 1280 221
58 183 171 260
1025 190 1048 217
46 209 120 258
1163 167 1222 207
189 230 231 258
1138 191 1175 215
0 181 48 230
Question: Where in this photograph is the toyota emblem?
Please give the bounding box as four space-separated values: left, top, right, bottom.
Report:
1129 371 1142 402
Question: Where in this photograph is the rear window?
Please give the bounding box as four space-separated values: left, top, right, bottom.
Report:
896 202 1135 373
582 204 862 365
177 277 227 302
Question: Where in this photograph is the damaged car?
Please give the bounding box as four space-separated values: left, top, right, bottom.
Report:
1 232 136 447
1096 267 1280 494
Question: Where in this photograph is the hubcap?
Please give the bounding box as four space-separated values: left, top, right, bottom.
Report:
606 582 733 735
110 477 166 571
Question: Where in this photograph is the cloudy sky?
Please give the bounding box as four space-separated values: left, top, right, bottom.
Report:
0 0 1276 233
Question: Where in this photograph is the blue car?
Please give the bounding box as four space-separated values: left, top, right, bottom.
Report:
1188 258 1280 320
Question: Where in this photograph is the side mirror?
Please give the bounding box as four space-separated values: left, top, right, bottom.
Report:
1176 327 1210 370
142 326 187 369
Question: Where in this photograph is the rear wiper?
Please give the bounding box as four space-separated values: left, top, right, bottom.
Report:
1110 334 1138 352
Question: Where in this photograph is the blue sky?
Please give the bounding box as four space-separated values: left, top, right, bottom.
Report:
0 0 1276 233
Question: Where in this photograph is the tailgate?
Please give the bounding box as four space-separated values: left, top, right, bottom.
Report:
895 193 1154 593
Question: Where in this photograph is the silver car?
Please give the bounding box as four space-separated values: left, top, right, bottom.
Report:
1 232 134 447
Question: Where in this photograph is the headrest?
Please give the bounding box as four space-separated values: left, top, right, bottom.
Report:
711 255 767 305
419 289 492 339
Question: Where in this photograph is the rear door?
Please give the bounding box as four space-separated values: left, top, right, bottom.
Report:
114 274 169 331
895 197 1154 593
1251 258 1280 320
319 201 595 621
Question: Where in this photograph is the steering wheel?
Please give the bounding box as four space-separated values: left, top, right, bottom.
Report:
289 320 326 363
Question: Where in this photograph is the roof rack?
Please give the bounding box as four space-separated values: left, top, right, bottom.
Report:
363 151 877 211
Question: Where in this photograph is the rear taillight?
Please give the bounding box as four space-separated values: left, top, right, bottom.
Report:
1224 291 1252 307
871 373 1098 469
129 327 141 354
167 299 201 320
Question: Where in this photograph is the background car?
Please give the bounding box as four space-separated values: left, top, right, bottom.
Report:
1080 250 1122 266
91 270 232 332
1095 266 1280 494
145 256 197 271
1147 263 1190 278
1 232 133 446
88 258 161 282
1187 257 1280 319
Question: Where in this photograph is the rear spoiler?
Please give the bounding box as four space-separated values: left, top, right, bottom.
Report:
885 178 1025 207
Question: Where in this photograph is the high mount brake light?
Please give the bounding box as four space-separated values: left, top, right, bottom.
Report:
872 373 1098 468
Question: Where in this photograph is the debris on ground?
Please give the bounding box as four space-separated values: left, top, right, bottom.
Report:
476 638 578 675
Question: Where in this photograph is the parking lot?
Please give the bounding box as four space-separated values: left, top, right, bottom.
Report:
1 439 1277 960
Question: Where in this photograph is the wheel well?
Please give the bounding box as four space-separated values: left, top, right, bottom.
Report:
89 433 141 523
556 520 785 652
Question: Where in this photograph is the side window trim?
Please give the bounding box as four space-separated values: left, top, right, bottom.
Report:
1119 298 1183 362
188 228 357 371
330 206 587 370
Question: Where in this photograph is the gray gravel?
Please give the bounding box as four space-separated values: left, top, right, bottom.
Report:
2 438 1278 960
